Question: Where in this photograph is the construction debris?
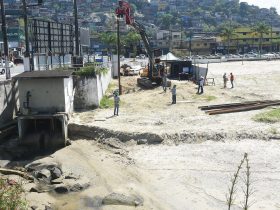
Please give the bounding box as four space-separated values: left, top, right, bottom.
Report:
0 168 34 181
200 100 280 115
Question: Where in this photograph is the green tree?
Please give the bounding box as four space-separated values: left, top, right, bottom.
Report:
124 30 141 55
99 32 117 54
252 22 270 55
157 13 174 30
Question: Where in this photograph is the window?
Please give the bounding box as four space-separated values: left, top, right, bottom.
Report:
243 39 246 42
243 32 246 35
276 32 279 35
204 43 208 46
196 44 200 47
266 38 269 42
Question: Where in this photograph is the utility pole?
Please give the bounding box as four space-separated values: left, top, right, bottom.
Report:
73 0 79 56
117 17 121 95
22 0 32 71
0 0 11 79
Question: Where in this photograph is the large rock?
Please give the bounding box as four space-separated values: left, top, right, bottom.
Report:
50 167 62 180
102 193 143 206
35 169 52 183
54 185 69 194
25 161 62 174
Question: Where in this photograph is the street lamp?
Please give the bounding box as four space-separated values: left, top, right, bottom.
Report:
0 0 11 79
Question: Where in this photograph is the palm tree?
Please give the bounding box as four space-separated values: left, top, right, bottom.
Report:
221 25 236 54
252 22 270 55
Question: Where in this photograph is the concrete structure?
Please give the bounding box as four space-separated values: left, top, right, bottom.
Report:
13 70 74 149
74 67 112 109
0 80 17 127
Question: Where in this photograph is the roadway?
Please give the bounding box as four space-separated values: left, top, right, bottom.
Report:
0 64 24 81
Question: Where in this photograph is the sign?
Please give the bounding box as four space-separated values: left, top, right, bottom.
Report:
30 19 74 54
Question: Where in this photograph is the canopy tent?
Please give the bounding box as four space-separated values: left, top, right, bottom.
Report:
160 52 181 61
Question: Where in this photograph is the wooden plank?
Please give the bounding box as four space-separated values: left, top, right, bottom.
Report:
207 102 280 115
0 168 34 181
199 100 280 110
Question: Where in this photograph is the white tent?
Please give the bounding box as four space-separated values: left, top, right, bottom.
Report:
160 52 181 61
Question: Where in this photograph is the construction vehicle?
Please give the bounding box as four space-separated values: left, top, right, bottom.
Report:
115 0 163 88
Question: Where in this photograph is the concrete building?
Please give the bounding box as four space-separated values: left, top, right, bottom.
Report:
13 70 74 149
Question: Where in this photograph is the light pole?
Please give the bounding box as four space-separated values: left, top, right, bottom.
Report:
117 17 122 95
0 0 11 79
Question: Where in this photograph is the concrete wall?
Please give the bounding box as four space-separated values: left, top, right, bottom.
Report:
18 78 66 113
74 69 112 109
0 80 17 127
64 77 74 114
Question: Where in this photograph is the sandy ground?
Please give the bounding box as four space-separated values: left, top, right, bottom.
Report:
2 60 280 210
24 139 280 210
72 60 280 139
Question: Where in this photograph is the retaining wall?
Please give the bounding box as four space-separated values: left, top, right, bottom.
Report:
74 69 112 109
0 80 18 127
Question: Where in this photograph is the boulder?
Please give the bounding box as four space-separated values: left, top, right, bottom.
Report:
137 139 148 145
54 185 69 194
35 169 52 183
50 167 62 179
102 193 143 206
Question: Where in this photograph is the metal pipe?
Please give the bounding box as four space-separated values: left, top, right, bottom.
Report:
0 0 11 79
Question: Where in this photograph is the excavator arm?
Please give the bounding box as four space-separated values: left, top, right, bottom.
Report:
115 0 163 84
131 21 154 79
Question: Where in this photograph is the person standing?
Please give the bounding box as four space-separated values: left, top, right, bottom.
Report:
162 72 167 92
197 76 204 94
114 92 120 116
223 73 228 88
171 85 176 104
230 72 234 88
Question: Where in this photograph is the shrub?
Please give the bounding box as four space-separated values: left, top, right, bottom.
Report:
0 178 28 210
253 108 280 123
99 95 114 109
76 64 109 77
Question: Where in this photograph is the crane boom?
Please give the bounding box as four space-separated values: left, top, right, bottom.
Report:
115 0 163 83
131 21 153 79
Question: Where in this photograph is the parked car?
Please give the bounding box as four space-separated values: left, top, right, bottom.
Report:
0 60 14 67
128 65 142 76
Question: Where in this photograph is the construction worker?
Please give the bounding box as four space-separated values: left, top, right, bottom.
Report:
114 91 120 116
171 85 176 104
162 72 167 92
230 72 234 88
223 73 228 88
197 76 204 94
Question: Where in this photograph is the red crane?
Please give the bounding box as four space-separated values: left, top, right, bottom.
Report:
115 0 163 86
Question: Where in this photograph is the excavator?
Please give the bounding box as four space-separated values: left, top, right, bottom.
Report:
115 0 163 87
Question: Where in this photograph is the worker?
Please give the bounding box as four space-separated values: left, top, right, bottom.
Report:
197 76 204 94
223 73 228 88
162 72 167 92
230 72 234 88
171 85 176 104
114 91 120 116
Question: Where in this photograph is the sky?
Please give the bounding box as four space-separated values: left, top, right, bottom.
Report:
240 0 280 13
